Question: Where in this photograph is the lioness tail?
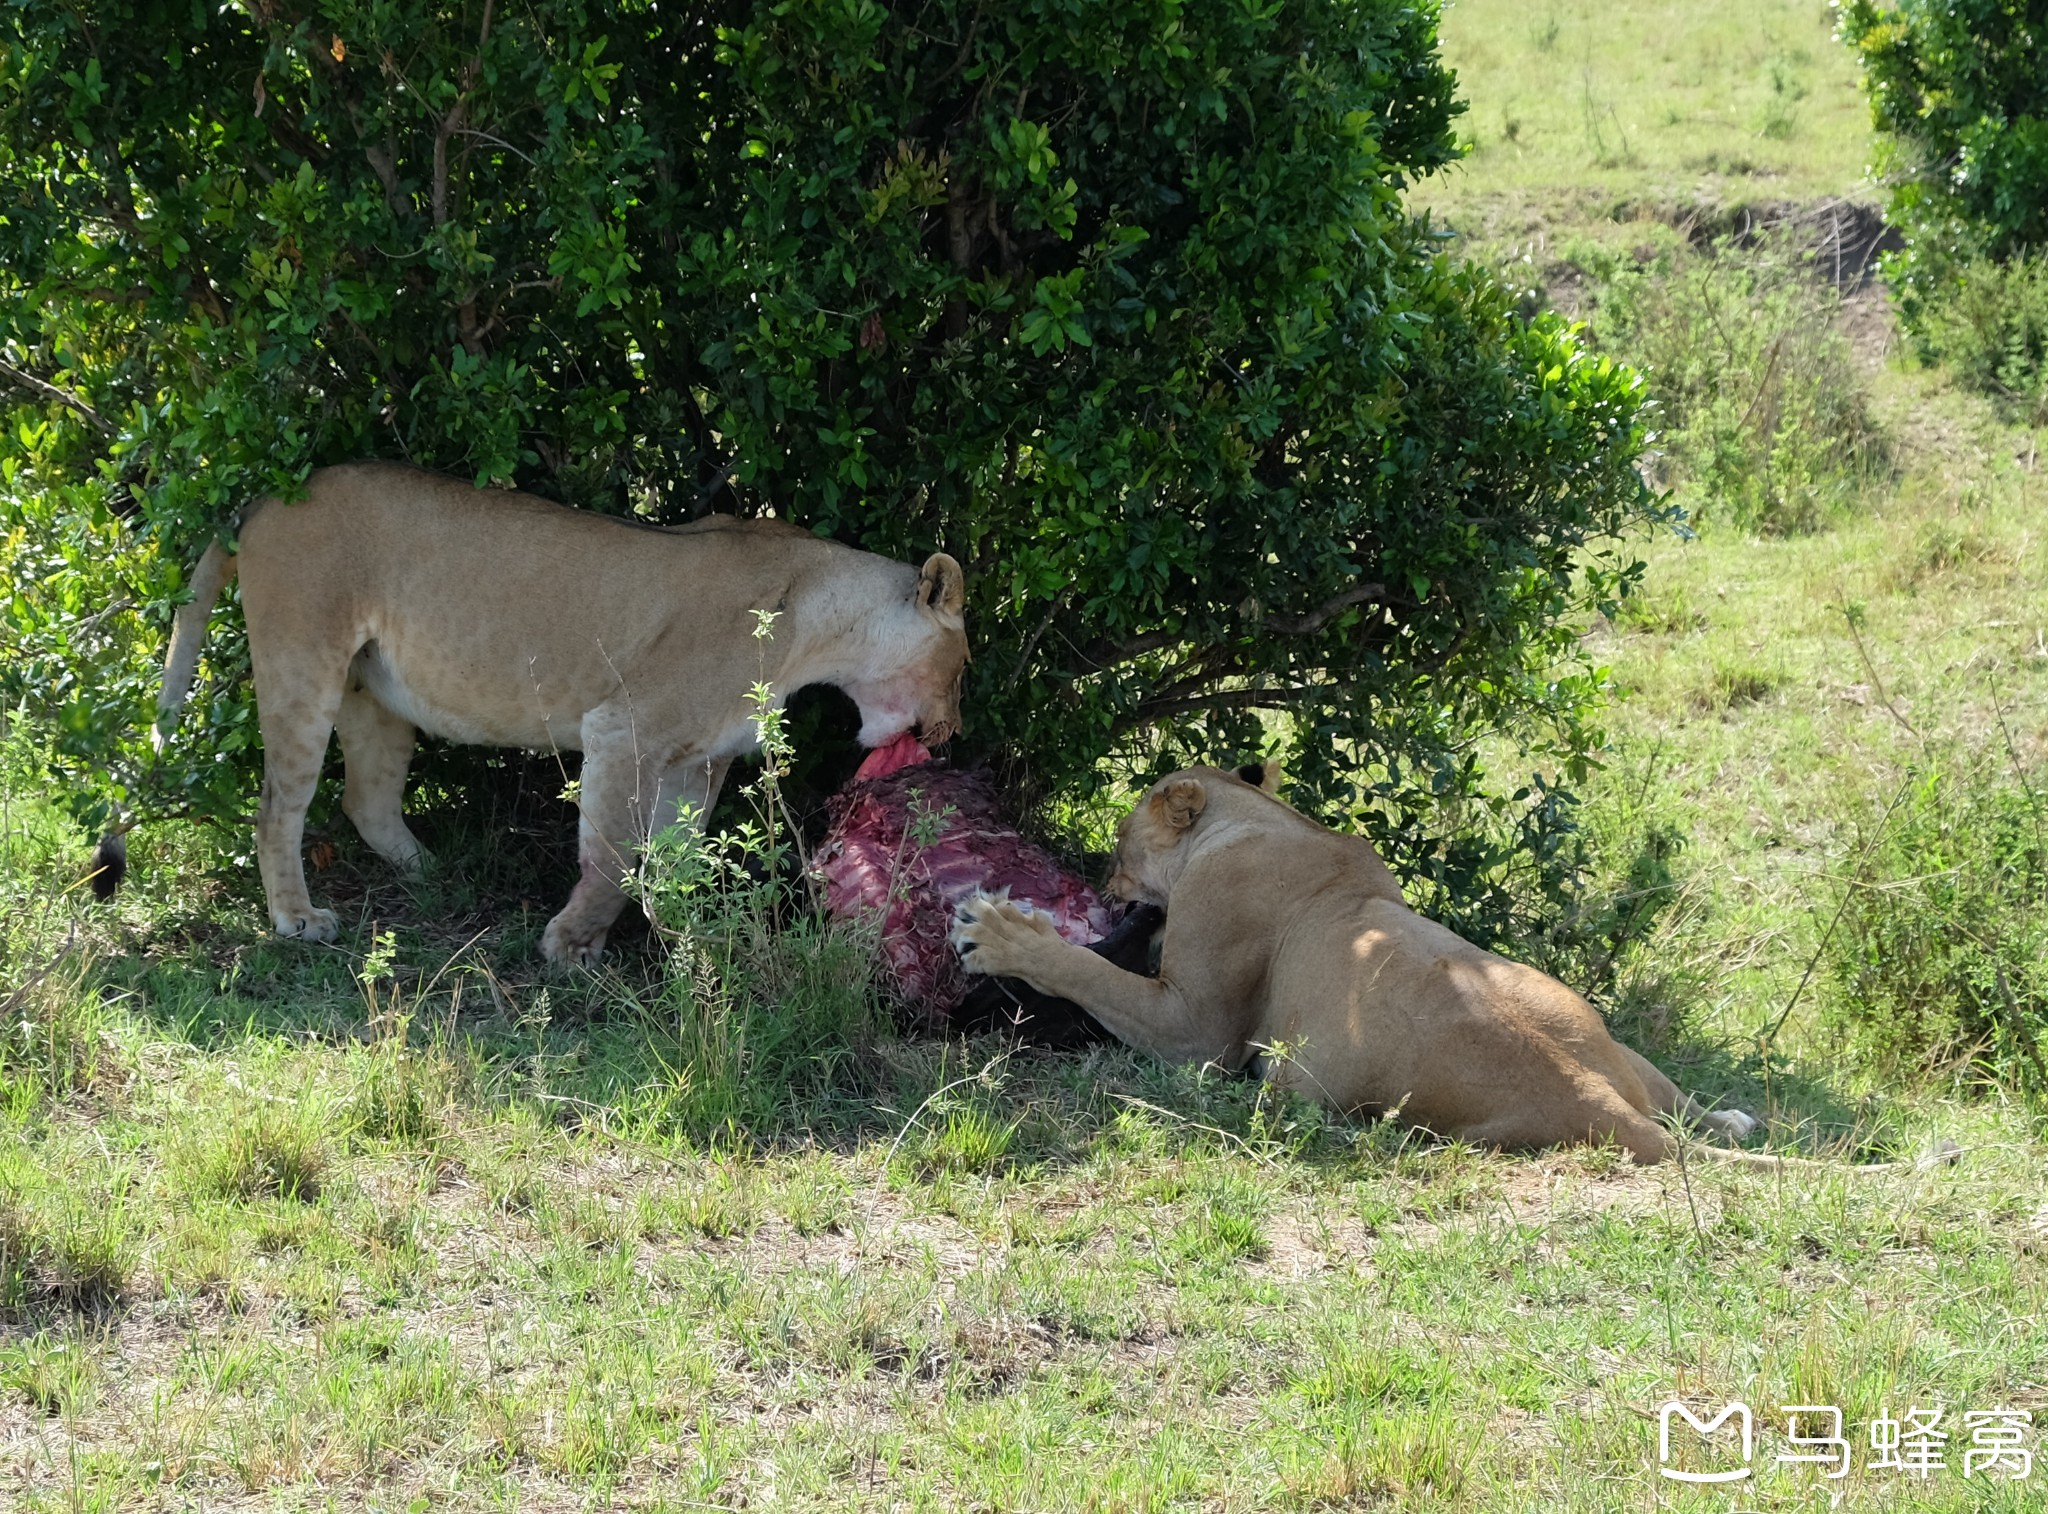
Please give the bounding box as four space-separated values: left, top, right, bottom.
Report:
155 538 238 752
92 538 238 901
1677 1137 1963 1175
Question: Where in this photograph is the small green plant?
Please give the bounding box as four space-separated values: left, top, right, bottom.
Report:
625 649 884 1145
1914 253 2048 424
344 930 459 1150
1756 52 1808 140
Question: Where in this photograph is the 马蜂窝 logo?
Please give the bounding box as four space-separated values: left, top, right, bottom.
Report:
1659 1401 1754 1483
1656 1401 2032 1484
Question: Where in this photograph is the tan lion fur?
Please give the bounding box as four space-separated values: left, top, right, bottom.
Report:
952 765 1776 1165
156 462 968 965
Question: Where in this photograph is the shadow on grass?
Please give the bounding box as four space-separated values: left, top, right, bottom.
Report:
95 925 1924 1185
68 781 1933 1180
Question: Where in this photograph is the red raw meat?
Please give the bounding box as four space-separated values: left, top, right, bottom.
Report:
816 742 1121 1017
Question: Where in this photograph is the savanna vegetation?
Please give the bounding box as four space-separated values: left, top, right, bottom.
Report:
2 0 2045 1510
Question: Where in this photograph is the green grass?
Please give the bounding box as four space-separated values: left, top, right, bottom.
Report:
5 2 2048 1507
0 881 2043 1510
1417 0 1873 220
1579 359 2048 1049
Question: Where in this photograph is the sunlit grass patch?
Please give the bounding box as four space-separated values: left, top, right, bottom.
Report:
1417 0 1870 209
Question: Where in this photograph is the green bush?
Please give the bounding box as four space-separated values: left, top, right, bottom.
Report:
1840 0 2048 315
1825 760 2048 1100
1914 253 2048 423
1586 240 1886 534
1841 0 2048 411
0 0 1660 867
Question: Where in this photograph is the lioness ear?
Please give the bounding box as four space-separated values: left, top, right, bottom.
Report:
917 553 965 619
1150 778 1207 833
1233 760 1284 796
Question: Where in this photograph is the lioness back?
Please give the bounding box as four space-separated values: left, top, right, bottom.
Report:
236 462 903 753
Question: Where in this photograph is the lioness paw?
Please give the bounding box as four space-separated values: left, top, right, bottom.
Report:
1706 1108 1759 1141
272 905 340 944
541 915 609 969
950 892 1057 977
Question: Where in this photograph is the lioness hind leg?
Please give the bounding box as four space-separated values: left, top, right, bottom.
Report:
253 677 346 944
1617 1045 1759 1141
1461 1095 1672 1165
335 685 429 873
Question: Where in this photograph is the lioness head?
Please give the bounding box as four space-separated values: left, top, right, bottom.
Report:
843 551 969 747
1105 762 1283 905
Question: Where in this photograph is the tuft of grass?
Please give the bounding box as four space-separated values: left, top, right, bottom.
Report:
0 1181 137 1311
1611 582 1707 635
1 1328 103 1418
185 1105 332 1203
0 926 117 1118
1689 658 1782 711
909 1094 1021 1178
347 1038 461 1151
1825 757 2048 1097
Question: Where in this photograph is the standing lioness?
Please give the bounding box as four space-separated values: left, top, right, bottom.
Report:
953 765 1761 1164
154 463 968 965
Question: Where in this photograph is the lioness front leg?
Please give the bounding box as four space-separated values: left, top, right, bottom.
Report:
540 719 727 967
541 735 659 968
951 895 1240 1066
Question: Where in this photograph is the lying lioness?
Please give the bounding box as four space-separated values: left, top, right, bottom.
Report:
152 462 968 965
952 764 1762 1164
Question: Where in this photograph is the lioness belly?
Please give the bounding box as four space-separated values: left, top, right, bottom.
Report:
350 643 567 750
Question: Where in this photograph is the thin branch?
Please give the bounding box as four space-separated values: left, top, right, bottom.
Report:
1840 602 1918 739
1758 776 1913 1051
1736 333 1785 434
1265 581 1386 636
0 358 114 435
434 0 497 354
1075 629 1180 670
1007 587 1070 690
1075 580 1388 672
432 0 495 229
1130 684 1353 722
452 126 536 166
